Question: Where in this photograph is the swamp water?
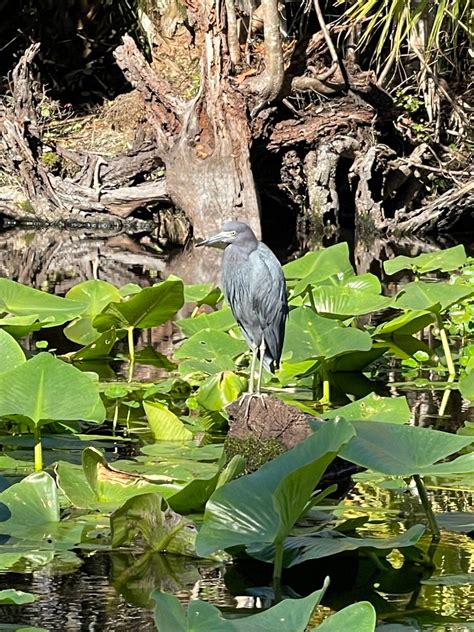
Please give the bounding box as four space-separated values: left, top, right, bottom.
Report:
0 228 473 631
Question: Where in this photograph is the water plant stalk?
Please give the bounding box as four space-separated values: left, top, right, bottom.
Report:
33 426 43 471
273 541 284 603
413 474 440 541
127 326 135 383
436 316 456 377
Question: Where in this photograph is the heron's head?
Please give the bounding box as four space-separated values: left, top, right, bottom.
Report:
196 221 257 249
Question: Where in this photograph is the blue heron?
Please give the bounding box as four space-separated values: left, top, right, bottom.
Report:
197 221 288 394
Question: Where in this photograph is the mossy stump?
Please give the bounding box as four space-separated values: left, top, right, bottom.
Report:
224 395 360 492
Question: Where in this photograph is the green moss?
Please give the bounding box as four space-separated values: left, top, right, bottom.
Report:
16 199 35 214
224 435 283 475
41 151 61 170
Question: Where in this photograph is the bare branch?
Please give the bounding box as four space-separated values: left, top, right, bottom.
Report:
225 0 241 65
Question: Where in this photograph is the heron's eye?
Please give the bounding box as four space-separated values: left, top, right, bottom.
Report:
231 231 237 236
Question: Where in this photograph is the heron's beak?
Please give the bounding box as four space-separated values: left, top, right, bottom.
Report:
196 231 229 248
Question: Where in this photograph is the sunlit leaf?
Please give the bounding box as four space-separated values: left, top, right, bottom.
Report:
196 419 354 556
0 589 37 604
144 401 193 441
384 245 467 275
322 393 411 424
0 278 86 326
94 279 184 331
0 353 105 427
0 328 26 372
196 371 246 410
283 307 372 363
394 282 474 313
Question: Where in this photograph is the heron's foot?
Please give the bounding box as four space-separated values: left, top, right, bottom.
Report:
241 392 268 419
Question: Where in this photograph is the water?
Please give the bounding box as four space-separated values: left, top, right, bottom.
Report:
1 227 473 631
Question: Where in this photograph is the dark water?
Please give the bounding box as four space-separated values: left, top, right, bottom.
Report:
1 227 473 631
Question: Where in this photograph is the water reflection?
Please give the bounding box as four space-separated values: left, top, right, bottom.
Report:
1 227 473 291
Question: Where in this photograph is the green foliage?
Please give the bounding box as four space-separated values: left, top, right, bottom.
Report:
0 243 473 626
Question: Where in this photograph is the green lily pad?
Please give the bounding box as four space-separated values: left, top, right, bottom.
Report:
196 371 246 411
335 421 474 476
153 581 330 632
0 589 37 604
196 418 354 557
144 401 193 441
0 352 105 428
94 279 184 331
384 245 467 276
111 493 197 556
284 307 372 363
175 329 248 377
322 394 411 424
309 286 392 318
0 278 86 327
394 281 474 313
177 307 236 337
0 329 26 372
313 602 376 631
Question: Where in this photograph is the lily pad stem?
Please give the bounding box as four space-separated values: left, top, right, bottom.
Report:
436 316 455 377
273 541 284 603
33 426 43 471
127 326 135 383
413 474 440 541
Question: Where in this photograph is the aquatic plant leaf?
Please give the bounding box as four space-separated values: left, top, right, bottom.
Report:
0 472 59 538
196 371 246 410
249 525 425 566
56 449 174 511
313 601 376 631
0 329 26 372
177 307 236 336
309 286 392 318
0 278 86 327
175 329 248 376
283 307 372 363
384 245 467 275
183 282 220 305
334 421 474 476
111 493 197 556
94 279 184 330
394 281 474 313
153 581 329 631
0 353 105 427
64 280 122 344
343 273 381 293
374 310 435 335
0 314 46 337
459 371 474 401
134 346 176 370
435 512 474 534
322 394 411 424
421 573 474 586
284 243 354 293
144 401 193 441
196 419 354 556
71 329 117 360
0 589 37 604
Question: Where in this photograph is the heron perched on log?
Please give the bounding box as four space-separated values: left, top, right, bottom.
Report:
196 220 288 394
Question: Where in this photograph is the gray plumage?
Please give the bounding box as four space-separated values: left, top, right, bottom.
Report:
197 220 288 392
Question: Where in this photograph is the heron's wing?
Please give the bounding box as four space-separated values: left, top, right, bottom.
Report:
223 243 287 372
253 243 288 371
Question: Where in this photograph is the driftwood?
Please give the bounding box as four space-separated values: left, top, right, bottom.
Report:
0 45 175 226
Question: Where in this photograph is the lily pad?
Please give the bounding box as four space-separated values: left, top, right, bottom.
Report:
0 329 26 373
196 418 354 557
175 329 248 377
144 401 193 441
284 307 372 363
94 279 184 331
384 245 467 276
0 352 105 428
322 394 411 424
0 589 37 604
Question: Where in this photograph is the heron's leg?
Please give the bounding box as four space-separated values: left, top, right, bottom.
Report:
248 344 258 394
256 338 266 395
